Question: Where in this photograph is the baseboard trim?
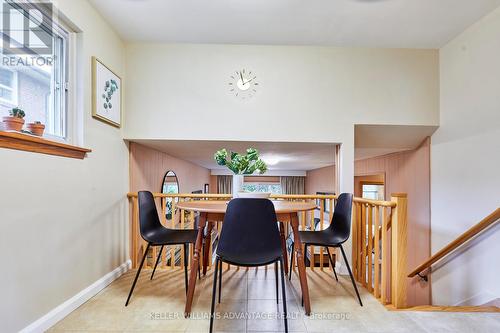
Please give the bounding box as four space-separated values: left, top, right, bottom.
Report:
20 259 131 333
386 304 500 313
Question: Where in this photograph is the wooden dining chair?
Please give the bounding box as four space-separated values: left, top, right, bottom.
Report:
289 193 362 306
209 198 288 333
125 191 199 306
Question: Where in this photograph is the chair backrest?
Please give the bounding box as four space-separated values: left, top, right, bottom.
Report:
328 193 353 243
138 191 164 240
216 198 282 264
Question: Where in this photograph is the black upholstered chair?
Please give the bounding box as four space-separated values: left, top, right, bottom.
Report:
289 193 362 306
210 199 288 333
125 191 198 306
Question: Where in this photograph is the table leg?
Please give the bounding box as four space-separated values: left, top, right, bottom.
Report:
203 221 214 275
290 212 311 315
279 222 289 275
185 212 207 317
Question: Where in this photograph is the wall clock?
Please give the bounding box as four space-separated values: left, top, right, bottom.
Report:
228 69 259 99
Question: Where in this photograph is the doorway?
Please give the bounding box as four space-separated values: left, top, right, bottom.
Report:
354 173 385 200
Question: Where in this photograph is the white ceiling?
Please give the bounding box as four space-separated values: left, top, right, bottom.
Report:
132 140 337 171
89 0 500 48
354 124 438 160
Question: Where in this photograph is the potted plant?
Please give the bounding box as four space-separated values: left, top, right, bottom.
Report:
27 121 45 136
2 107 26 132
214 148 268 197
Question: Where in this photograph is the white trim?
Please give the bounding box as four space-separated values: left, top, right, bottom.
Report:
455 291 498 306
211 169 307 176
20 260 131 333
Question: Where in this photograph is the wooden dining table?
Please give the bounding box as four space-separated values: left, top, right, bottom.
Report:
176 199 317 317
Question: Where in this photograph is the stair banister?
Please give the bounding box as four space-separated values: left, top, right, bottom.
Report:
408 207 500 279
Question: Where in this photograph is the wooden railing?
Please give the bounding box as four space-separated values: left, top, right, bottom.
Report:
127 192 409 309
351 193 408 309
408 207 500 279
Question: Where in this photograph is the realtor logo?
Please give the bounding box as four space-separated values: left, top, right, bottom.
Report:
2 1 53 55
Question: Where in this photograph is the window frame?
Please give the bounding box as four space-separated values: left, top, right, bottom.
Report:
45 21 70 141
0 2 90 159
360 181 385 201
1 1 73 142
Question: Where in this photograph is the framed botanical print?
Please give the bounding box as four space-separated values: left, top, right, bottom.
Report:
92 57 122 127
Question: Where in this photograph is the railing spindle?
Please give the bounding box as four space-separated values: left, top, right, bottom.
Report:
367 204 373 292
374 205 381 298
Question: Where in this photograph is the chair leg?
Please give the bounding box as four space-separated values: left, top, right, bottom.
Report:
279 258 289 333
301 243 307 307
304 244 308 267
218 257 222 303
183 244 188 295
325 247 338 282
275 262 279 304
125 243 150 306
289 242 294 281
340 245 363 306
193 243 201 280
209 257 220 333
150 245 164 280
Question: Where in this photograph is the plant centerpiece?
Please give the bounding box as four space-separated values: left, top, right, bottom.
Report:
2 107 26 132
214 148 268 197
27 121 45 136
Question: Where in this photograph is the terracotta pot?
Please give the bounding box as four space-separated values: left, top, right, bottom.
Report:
27 122 45 136
2 116 25 132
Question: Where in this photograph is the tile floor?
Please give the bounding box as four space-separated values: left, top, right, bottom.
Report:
49 267 500 332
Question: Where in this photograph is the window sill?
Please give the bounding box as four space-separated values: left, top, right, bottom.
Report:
0 131 91 159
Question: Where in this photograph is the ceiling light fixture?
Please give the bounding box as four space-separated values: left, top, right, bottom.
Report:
262 155 280 166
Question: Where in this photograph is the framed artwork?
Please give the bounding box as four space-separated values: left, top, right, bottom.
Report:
204 183 209 194
92 57 122 127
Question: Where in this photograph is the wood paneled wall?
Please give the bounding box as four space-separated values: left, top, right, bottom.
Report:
129 142 211 194
355 137 431 306
305 165 336 194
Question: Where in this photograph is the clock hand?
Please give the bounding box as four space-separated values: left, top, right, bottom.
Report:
239 71 244 83
243 76 257 85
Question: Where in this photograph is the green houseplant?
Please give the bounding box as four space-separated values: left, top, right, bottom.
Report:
214 148 268 196
2 107 26 132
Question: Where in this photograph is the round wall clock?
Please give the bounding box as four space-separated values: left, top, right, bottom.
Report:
228 68 259 99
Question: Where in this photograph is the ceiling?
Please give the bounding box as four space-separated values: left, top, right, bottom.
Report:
132 140 337 171
354 124 438 160
89 0 500 48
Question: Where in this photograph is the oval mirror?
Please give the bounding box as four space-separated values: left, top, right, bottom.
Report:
161 170 179 221
161 170 179 194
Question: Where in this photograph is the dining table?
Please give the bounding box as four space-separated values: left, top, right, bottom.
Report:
176 199 317 317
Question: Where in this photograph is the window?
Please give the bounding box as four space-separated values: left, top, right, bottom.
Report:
362 184 385 201
242 183 282 194
0 2 71 140
0 67 18 105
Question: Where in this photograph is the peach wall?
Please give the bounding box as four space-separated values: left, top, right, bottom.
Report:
305 165 336 194
354 138 431 306
209 175 218 194
130 142 210 193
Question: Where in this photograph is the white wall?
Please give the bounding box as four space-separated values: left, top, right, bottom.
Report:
125 44 439 270
125 43 439 192
0 0 128 331
432 6 500 306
